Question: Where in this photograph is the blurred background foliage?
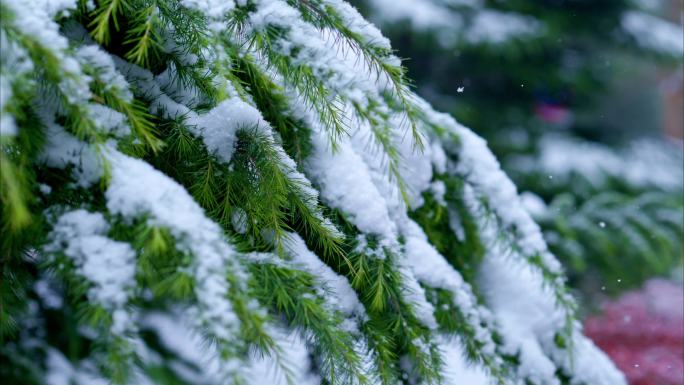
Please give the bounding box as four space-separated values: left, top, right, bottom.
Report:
353 0 684 302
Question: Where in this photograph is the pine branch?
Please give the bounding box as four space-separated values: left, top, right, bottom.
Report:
89 0 128 44
292 0 424 149
249 258 369 384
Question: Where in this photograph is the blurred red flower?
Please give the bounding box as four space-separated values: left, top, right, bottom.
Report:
584 279 684 385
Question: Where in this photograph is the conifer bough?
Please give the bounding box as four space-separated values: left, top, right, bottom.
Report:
0 0 626 384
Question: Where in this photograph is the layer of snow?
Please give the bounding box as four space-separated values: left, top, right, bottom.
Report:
243 0 388 109
115 58 258 165
0 30 34 136
520 191 548 219
439 337 493 385
306 130 396 240
284 233 367 321
104 149 243 354
45 349 109 385
46 209 136 335
181 0 236 32
453 125 560 272
143 312 320 385
478 241 563 385
465 10 542 44
402 220 499 358
75 44 133 102
399 263 439 330
477 209 627 385
367 0 542 45
622 11 684 55
244 331 321 385
322 0 391 50
39 110 103 187
510 134 684 191
3 0 90 105
413 97 562 275
86 104 130 137
185 98 266 163
368 0 454 30
141 311 224 383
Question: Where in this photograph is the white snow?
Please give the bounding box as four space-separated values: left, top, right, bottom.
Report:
453 125 560 272
46 209 136 335
393 125 435 208
45 349 109 385
181 0 235 18
154 63 207 108
399 261 439 330
34 277 63 309
248 0 344 81
142 312 219 381
622 11 684 55
367 0 542 46
181 0 236 32
321 0 392 51
476 208 626 385
430 140 447 174
87 104 130 137
104 148 242 345
414 97 562 274
368 0 454 31
306 130 397 240
244 330 322 385
39 116 103 188
186 98 268 163
0 30 34 136
429 180 447 206
3 0 91 105
116 58 271 165
284 233 366 320
511 134 684 192
143 311 321 385
75 45 133 102
243 0 385 108
520 191 547 219
465 10 542 44
478 246 562 385
439 337 493 385
401 220 499 357
0 78 17 136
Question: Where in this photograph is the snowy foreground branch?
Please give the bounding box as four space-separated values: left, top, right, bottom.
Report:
1 1 625 384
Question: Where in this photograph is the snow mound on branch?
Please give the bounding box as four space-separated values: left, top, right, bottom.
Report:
622 11 684 56
104 149 242 343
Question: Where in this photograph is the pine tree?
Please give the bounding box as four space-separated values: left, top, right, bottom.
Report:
1 1 626 384
355 0 684 297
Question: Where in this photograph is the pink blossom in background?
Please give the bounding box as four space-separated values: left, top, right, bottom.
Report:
584 279 684 385
533 102 573 125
